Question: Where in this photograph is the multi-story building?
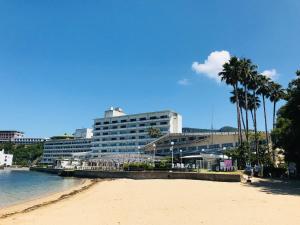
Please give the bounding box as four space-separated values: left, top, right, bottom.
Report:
41 128 93 164
91 107 182 159
0 130 46 145
13 138 46 145
0 130 24 142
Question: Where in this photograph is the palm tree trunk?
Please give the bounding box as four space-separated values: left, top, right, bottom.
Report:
273 101 276 130
253 91 259 162
244 86 249 142
250 110 254 125
262 95 269 148
240 107 246 135
234 84 242 145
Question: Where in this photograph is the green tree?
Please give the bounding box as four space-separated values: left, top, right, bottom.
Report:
272 70 300 171
148 127 162 138
269 82 286 130
1 143 43 166
256 74 272 147
219 56 243 145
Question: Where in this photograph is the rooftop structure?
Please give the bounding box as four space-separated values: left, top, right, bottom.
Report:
144 132 239 157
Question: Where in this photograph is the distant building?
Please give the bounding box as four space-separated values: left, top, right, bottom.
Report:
41 128 93 164
0 149 13 167
13 138 46 145
0 130 46 145
144 132 239 157
0 130 24 142
91 107 182 160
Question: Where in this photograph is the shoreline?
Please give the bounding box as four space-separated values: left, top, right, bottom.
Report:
0 179 98 219
0 179 299 225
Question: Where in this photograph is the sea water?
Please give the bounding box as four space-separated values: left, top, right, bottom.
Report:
0 169 81 208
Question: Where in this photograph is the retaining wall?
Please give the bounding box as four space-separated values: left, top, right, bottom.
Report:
30 167 241 182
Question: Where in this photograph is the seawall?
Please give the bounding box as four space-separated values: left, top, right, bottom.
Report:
30 167 241 182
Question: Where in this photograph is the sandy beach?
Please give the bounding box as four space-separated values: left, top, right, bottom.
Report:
0 179 300 225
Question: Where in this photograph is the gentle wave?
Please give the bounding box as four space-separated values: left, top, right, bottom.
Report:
0 169 81 208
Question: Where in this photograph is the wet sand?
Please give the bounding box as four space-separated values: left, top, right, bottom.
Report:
0 179 300 225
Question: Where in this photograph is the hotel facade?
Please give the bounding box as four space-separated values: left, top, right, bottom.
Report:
41 129 93 164
91 107 182 159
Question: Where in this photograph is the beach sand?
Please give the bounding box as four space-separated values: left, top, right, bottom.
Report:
0 179 300 225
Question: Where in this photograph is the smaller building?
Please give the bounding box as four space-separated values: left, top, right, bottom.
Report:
0 149 13 167
144 132 239 157
0 130 24 142
12 138 46 145
41 128 93 165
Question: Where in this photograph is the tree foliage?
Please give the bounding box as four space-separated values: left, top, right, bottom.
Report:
272 70 300 170
148 127 162 138
1 143 43 166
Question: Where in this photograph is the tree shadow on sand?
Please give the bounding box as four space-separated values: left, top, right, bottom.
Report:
247 179 300 196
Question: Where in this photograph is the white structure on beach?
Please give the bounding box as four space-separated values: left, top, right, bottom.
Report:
41 128 93 164
91 107 182 159
0 149 13 167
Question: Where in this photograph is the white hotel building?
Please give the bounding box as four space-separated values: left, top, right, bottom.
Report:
41 128 93 164
91 107 182 159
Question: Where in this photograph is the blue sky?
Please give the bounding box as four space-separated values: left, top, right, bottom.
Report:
0 0 299 137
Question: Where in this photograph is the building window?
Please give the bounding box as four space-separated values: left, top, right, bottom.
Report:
150 116 157 120
120 125 126 128
139 117 147 121
150 123 156 126
130 118 137 122
121 119 127 123
104 121 109 125
139 124 145 127
112 120 118 124
160 122 168 125
95 122 101 126
160 115 168 119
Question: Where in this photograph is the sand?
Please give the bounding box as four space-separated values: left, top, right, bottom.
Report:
0 179 300 225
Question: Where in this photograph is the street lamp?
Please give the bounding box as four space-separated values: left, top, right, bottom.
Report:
179 149 183 168
170 142 174 169
153 144 156 166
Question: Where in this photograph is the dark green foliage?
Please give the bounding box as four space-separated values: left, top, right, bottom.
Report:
272 70 300 171
123 162 154 171
1 143 43 166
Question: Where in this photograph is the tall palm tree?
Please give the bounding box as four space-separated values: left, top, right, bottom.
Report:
257 74 271 147
248 71 260 155
239 58 257 142
219 56 243 145
269 82 286 130
230 88 246 133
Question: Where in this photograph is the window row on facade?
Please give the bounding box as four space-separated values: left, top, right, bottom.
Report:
94 115 169 126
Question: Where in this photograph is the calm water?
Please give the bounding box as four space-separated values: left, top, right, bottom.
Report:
0 169 82 208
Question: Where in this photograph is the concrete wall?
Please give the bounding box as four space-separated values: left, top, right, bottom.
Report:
30 167 240 182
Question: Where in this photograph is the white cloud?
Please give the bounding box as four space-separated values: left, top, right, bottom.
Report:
178 78 191 86
262 69 278 80
192 50 231 82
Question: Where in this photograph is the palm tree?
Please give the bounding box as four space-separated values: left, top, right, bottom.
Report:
248 71 261 156
269 82 286 130
239 58 257 142
219 56 243 145
230 88 246 133
257 74 271 147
